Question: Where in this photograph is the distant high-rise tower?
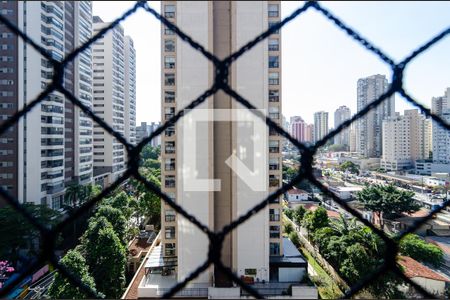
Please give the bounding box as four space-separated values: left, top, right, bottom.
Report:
356 74 395 158
432 88 450 165
0 1 93 208
92 17 136 185
314 111 328 142
333 106 351 148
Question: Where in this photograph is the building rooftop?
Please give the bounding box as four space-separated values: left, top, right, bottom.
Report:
398 256 449 282
287 188 308 195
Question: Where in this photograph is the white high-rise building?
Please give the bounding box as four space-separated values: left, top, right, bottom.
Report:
431 88 450 167
333 106 351 147
0 1 93 208
313 111 328 142
356 74 395 158
92 17 136 184
124 36 136 145
381 109 427 171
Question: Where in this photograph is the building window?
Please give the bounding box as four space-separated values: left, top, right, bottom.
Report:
164 26 174 35
269 140 279 153
164 39 175 52
270 242 280 256
165 243 176 256
165 226 175 239
269 72 279 85
165 141 175 154
268 38 279 51
269 56 279 68
164 90 175 103
245 269 257 276
165 158 175 171
270 225 280 238
269 106 279 119
165 73 175 86
164 56 175 69
269 208 280 221
165 175 175 188
269 90 279 102
268 4 279 17
165 209 176 222
268 21 280 34
164 4 175 18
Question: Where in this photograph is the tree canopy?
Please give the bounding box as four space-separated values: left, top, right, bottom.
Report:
356 184 419 229
339 161 359 174
80 217 126 298
399 234 444 267
48 249 97 299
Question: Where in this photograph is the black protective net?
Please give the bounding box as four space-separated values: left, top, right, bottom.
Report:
0 1 449 299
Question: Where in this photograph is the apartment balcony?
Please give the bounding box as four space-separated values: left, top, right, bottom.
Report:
269 232 280 239
165 215 176 222
269 163 279 170
269 113 280 119
269 146 279 153
270 214 280 222
165 181 175 188
269 177 279 187
165 147 175 154
164 164 175 171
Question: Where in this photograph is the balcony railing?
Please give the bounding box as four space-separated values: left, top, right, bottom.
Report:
269 147 279 153
269 178 279 187
269 214 280 222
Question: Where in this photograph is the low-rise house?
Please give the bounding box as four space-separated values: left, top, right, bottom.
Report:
398 256 449 297
286 188 309 202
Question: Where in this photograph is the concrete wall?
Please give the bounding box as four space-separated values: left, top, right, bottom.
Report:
410 277 446 296
279 267 305 283
234 0 270 282
176 1 212 285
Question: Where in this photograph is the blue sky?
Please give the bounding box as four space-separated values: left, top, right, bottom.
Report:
93 1 450 125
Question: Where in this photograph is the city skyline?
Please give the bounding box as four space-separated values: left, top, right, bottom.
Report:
92 1 450 126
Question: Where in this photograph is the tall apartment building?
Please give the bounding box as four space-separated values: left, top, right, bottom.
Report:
349 122 357 152
431 88 450 167
124 36 136 145
333 105 351 147
92 17 136 184
356 74 395 158
381 109 427 171
136 121 161 146
290 117 314 143
313 111 328 142
0 1 93 208
159 0 283 288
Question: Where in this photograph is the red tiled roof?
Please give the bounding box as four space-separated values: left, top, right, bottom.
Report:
403 208 430 218
287 188 308 195
305 204 340 219
398 256 449 282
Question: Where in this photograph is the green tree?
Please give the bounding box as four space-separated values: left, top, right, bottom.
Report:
399 234 444 267
357 184 419 229
339 243 373 283
141 145 160 161
302 207 329 235
0 204 61 263
293 205 306 225
339 161 359 174
81 217 126 298
95 205 127 245
289 231 300 248
283 165 298 182
48 249 97 299
284 208 294 220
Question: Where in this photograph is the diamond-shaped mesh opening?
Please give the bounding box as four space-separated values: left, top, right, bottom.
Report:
0 1 449 299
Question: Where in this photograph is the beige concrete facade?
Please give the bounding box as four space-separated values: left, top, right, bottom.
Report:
160 0 282 287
